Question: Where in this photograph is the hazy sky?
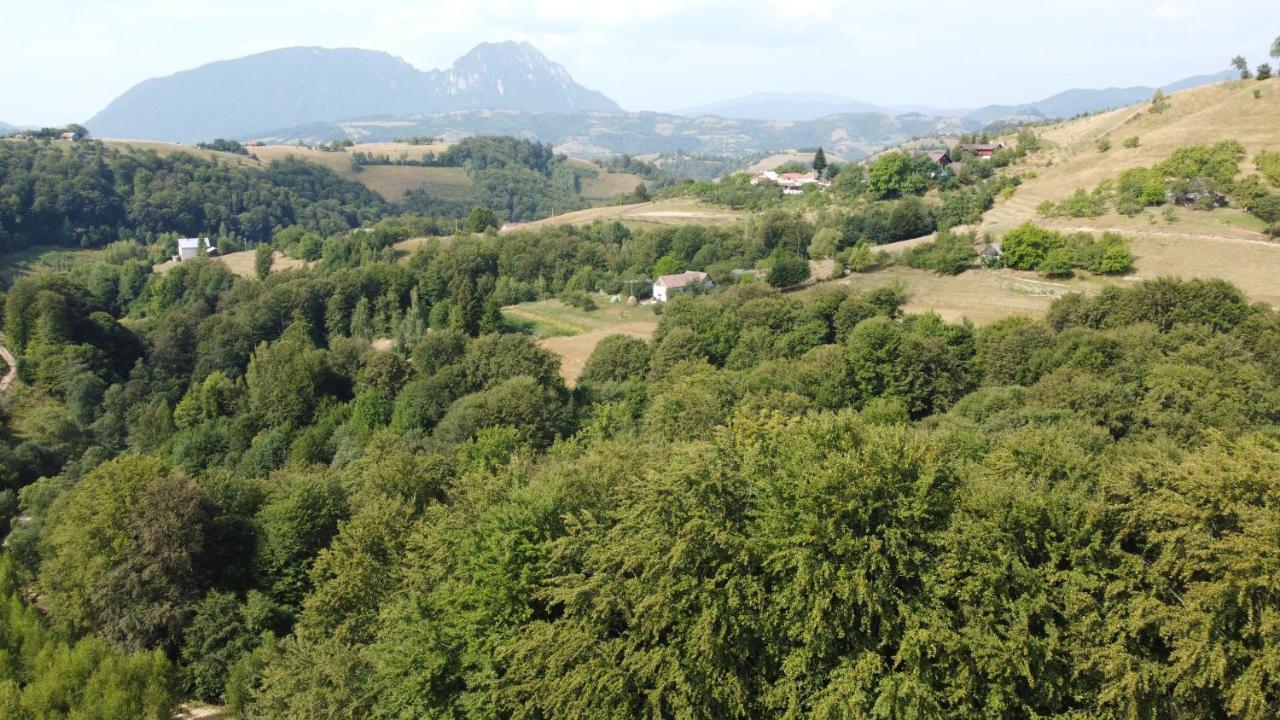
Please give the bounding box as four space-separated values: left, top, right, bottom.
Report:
1 0 1275 125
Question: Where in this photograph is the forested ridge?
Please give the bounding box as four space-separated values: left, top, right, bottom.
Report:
0 140 387 253
1 131 1280 718
0 135 601 260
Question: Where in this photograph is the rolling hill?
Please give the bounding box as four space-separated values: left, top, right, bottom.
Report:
255 110 971 161
882 78 1280 321
86 42 620 143
981 77 1280 235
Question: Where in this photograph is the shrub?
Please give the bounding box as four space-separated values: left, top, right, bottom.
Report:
1001 222 1064 270
1096 137 1112 153
1122 136 1140 149
902 231 977 275
841 243 878 273
1039 247 1075 278
766 251 811 288
1149 89 1170 113
1257 151 1280 187
807 228 841 259
1041 187 1109 218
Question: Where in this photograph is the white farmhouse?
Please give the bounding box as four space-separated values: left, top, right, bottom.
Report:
653 270 712 302
175 237 217 262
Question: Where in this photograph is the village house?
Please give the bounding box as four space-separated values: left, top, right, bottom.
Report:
59 131 80 141
957 143 1005 159
926 151 952 166
174 237 218 262
652 270 713 302
750 170 831 195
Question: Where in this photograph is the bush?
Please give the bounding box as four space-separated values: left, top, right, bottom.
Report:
1039 247 1075 278
1257 151 1280 187
559 291 599 311
1096 137 1112 153
1122 136 1140 149
1040 187 1108 218
807 228 841 259
766 252 811 288
1001 222 1064 270
902 231 977 275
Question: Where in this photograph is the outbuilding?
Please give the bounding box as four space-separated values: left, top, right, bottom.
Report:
175 237 218 262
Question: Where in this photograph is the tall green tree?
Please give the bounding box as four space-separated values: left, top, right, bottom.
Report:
812 147 828 177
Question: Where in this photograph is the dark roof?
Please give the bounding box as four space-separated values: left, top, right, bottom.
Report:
656 270 710 289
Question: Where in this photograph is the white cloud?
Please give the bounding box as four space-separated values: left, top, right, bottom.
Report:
1154 3 1191 21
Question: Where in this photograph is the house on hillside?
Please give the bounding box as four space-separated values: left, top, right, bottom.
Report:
752 170 831 195
59 131 80 141
653 270 713 302
174 237 218 262
1173 180 1229 208
926 151 952 166
978 242 1003 265
957 143 1004 159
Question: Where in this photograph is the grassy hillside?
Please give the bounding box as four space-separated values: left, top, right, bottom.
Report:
98 139 260 167
248 144 473 201
982 78 1280 234
745 150 847 174
500 197 745 232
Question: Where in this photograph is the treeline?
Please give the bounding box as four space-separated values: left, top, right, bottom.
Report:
352 136 560 172
195 138 250 155
0 140 386 254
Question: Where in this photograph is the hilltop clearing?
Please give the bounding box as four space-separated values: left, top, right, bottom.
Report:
249 144 474 201
501 198 745 232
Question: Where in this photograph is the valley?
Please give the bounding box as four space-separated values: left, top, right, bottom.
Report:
2 16 1280 719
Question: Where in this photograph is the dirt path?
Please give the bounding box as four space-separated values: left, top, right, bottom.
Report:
0 340 16 395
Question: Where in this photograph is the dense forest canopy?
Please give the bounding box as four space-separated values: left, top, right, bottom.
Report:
2 127 1280 719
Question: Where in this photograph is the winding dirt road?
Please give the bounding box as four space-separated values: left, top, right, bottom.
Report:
0 341 15 394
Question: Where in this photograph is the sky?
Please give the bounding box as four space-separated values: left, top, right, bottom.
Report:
0 0 1276 125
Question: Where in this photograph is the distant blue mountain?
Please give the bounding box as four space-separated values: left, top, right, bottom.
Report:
966 69 1237 125
86 42 621 143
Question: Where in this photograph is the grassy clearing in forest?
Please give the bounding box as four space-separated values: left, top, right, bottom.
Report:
501 299 659 384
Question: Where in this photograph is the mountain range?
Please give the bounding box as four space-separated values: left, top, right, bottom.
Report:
79 41 1239 158
677 70 1236 124
86 42 620 142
